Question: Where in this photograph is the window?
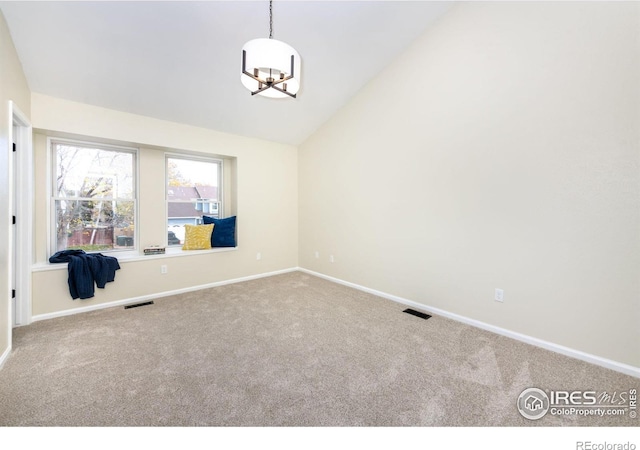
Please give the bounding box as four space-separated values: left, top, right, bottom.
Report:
51 140 137 254
166 155 222 246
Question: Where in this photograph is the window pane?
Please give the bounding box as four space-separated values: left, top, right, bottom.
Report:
167 158 218 193
55 144 134 199
52 141 136 255
54 200 135 252
167 157 220 246
166 201 219 246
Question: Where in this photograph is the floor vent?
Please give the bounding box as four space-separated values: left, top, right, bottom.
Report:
124 301 154 310
403 308 431 320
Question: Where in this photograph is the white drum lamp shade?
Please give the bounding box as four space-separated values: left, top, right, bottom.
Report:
241 38 301 98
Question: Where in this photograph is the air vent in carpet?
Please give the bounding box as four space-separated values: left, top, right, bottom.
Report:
403 308 431 320
124 301 154 310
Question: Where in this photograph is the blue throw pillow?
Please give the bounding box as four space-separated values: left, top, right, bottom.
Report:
202 215 237 247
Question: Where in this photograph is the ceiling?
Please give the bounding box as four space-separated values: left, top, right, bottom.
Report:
0 1 453 145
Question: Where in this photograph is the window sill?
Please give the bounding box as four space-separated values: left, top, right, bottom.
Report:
33 246 238 272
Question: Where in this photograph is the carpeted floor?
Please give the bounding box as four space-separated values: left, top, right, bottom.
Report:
0 271 637 426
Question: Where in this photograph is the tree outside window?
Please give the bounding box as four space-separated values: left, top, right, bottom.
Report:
166 156 221 245
52 141 136 253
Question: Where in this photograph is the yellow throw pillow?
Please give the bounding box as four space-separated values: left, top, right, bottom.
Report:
182 224 214 250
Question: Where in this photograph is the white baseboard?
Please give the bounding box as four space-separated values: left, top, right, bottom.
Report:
298 268 640 379
0 345 11 371
32 267 299 322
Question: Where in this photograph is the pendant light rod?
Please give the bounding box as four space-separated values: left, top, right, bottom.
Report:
269 0 273 39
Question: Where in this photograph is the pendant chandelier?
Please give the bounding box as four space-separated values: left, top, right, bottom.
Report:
241 0 301 98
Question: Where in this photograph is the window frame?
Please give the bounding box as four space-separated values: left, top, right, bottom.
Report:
165 153 224 247
49 137 139 258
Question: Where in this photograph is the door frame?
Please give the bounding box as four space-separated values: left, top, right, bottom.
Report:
9 101 33 328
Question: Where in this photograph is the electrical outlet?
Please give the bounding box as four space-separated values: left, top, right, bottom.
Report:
314 251 320 259
329 254 335 263
256 252 262 261
161 265 168 274
495 288 504 302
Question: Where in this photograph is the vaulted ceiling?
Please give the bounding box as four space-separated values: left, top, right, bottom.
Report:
0 1 453 145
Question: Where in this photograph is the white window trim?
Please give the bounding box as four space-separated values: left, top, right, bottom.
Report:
48 137 140 259
165 153 224 248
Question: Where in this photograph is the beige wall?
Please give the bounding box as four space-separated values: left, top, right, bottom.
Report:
0 11 31 359
31 94 298 316
299 2 640 367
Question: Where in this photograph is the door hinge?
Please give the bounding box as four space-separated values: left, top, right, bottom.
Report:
12 289 16 299
12 216 16 225
12 142 16 152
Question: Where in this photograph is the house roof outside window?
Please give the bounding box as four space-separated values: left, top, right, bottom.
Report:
167 186 219 220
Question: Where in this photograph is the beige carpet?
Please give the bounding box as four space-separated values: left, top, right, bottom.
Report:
0 271 637 426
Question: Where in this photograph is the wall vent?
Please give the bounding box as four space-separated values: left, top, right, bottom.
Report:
124 301 154 310
403 308 431 320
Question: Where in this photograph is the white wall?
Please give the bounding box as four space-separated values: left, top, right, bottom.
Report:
0 10 30 363
299 2 640 368
30 93 298 317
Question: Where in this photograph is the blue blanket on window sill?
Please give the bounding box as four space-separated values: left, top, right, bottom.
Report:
49 250 121 300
